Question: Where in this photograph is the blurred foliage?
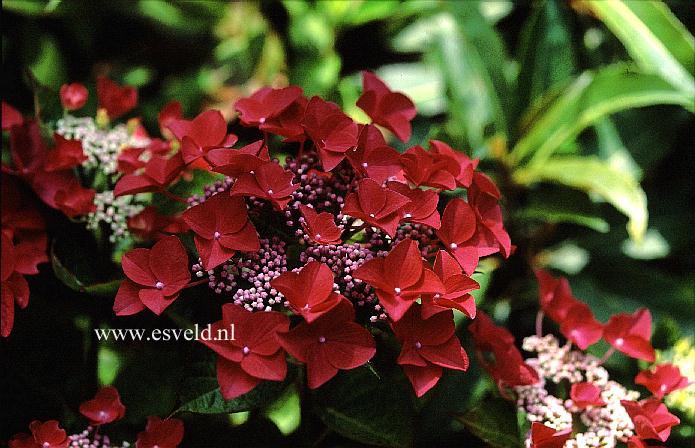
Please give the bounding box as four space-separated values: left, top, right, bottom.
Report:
2 0 694 447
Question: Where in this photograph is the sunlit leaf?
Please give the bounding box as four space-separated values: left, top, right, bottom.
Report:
510 64 694 165
514 156 648 240
579 0 694 96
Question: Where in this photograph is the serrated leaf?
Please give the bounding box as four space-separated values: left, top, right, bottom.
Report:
456 398 521 448
579 0 694 96
510 64 694 165
514 156 648 241
177 361 291 414
313 368 415 448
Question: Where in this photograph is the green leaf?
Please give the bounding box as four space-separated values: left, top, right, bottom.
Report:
516 207 610 233
344 0 400 26
178 361 291 414
29 35 66 90
50 240 121 297
580 0 694 96
510 64 694 165
515 0 576 120
430 11 507 150
265 385 301 435
313 368 415 448
3 0 62 15
456 398 521 448
514 156 648 240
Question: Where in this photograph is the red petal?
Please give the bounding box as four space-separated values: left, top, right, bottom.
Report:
114 173 157 197
384 239 423 289
216 357 261 400
113 280 146 316
149 236 190 291
401 364 442 397
188 110 227 148
326 323 376 370
195 236 235 271
122 248 157 286
306 347 339 389
2 102 23 130
418 335 469 370
240 350 287 381
138 288 175 315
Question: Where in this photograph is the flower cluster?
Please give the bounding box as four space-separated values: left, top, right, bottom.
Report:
1 175 48 337
471 270 690 448
99 70 510 399
8 386 183 448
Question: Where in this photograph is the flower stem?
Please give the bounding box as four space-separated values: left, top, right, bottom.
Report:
535 311 544 337
599 347 616 365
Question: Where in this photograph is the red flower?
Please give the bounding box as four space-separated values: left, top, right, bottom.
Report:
342 178 411 238
235 86 303 127
43 135 86 172
200 304 289 399
635 363 691 399
9 420 69 448
59 83 88 111
529 422 572 448
278 299 375 388
79 386 126 425
117 139 171 175
400 144 459 190
298 204 342 245
421 250 478 319
259 95 308 143
2 234 31 337
346 124 402 183
535 270 578 322
173 110 237 165
392 305 468 397
1 177 47 337
229 160 299 209
435 198 479 274
356 71 416 142
468 310 515 353
96 77 137 119
183 193 260 270
621 399 680 442
469 312 539 392
114 152 185 197
302 96 358 171
158 101 183 138
604 308 655 362
570 382 606 409
468 172 511 259
127 206 188 241
53 182 97 217
113 236 190 316
271 261 344 323
387 181 441 230
353 238 444 321
1 175 46 237
2 101 23 130
560 302 603 350
429 140 477 188
135 416 184 448
207 140 269 177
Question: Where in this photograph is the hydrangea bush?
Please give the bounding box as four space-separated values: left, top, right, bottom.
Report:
2 72 691 447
